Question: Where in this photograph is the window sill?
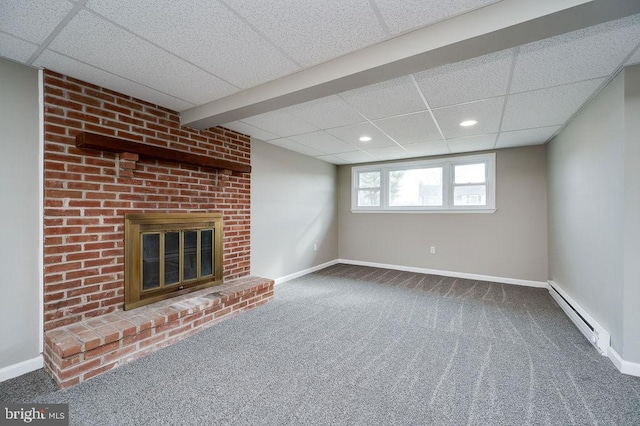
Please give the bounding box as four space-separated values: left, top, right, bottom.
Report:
350 208 497 214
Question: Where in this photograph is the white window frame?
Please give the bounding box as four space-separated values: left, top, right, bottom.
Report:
351 153 496 213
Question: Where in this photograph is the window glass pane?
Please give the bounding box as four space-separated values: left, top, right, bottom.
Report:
183 231 198 280
142 234 160 290
454 185 486 206
201 230 213 276
352 154 494 211
455 163 485 184
358 189 380 206
389 167 442 206
358 171 380 188
164 232 180 285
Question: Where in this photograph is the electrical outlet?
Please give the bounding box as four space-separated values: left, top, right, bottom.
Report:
313 244 317 251
430 246 436 254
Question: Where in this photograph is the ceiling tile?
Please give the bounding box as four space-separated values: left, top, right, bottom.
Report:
3 0 634 168
502 79 605 131
33 50 195 111
511 14 640 93
432 97 504 139
367 146 410 161
289 131 355 155
314 154 349 165
286 95 365 129
0 0 73 44
339 76 426 120
85 0 299 88
447 134 497 154
47 10 237 106
626 45 640 66
373 0 500 35
241 110 318 137
373 112 442 145
403 140 450 157
327 122 398 149
0 33 38 63
496 125 561 149
267 138 325 157
224 121 278 142
414 49 514 108
223 0 387 67
334 150 377 164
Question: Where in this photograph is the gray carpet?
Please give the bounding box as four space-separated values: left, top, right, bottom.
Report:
2 264 640 425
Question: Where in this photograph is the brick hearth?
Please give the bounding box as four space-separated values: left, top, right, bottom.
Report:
44 276 273 388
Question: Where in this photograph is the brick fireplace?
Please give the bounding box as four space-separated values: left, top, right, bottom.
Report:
41 70 273 387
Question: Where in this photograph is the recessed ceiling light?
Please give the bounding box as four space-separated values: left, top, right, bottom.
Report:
359 136 372 142
459 120 478 127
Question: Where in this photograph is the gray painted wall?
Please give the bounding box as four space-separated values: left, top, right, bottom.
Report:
548 73 624 343
337 145 548 282
251 139 338 280
0 59 41 371
622 66 640 363
548 66 640 362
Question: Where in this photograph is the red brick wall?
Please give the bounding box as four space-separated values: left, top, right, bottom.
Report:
43 70 251 331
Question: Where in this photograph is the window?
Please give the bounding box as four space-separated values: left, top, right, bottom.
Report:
351 153 495 213
356 170 381 207
453 162 487 207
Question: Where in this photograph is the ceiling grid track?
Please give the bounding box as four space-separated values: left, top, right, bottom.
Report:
367 0 392 37
26 0 88 65
218 0 304 69
336 93 409 157
84 8 241 90
43 49 198 107
409 74 450 154
492 47 520 149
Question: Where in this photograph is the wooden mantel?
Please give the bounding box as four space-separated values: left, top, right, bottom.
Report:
75 132 251 174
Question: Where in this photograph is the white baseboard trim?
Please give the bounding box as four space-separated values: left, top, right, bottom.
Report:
608 347 640 377
338 259 548 288
273 259 340 285
0 355 43 382
548 280 610 355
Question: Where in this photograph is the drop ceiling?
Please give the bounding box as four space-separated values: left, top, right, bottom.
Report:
1 0 639 164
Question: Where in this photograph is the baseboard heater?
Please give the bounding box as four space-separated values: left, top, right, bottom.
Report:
548 281 610 355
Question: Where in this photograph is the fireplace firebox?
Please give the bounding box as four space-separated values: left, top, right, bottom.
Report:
124 213 223 310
